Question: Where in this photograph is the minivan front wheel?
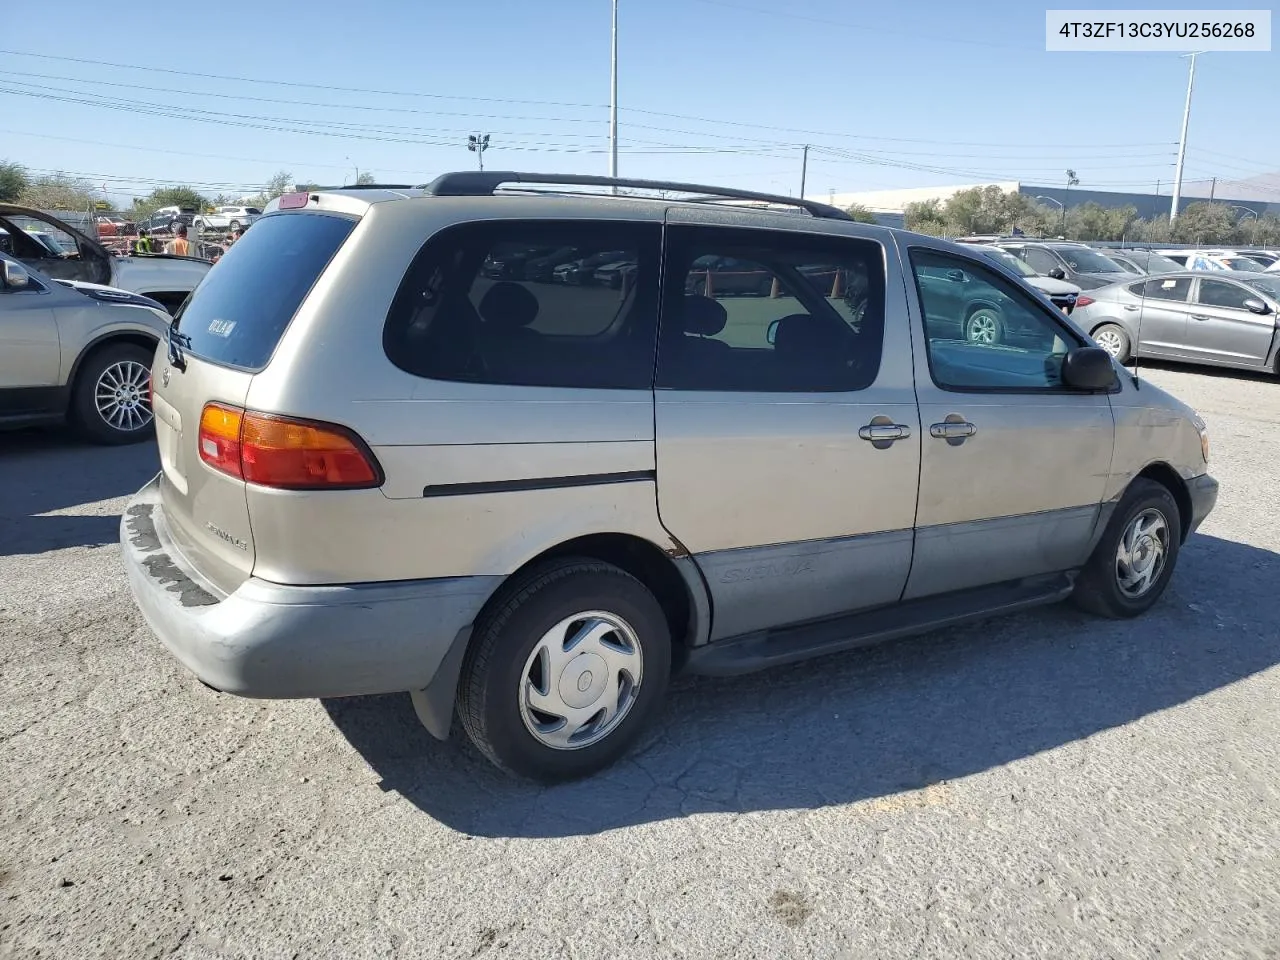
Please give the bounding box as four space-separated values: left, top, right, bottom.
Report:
457 558 671 781
1072 478 1181 619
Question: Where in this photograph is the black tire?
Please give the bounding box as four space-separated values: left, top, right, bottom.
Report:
1071 478 1182 619
963 305 1004 345
229 220 240 231
457 558 672 782
1091 323 1132 364
71 343 155 445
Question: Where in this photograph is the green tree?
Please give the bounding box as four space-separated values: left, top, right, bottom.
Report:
1172 202 1239 245
0 161 29 202
843 202 878 224
354 171 377 186
1066 202 1138 242
19 172 97 211
132 186 210 218
903 199 945 235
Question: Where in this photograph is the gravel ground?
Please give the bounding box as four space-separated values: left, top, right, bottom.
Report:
2 363 1278 960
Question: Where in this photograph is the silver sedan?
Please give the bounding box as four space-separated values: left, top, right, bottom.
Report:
1073 271 1280 375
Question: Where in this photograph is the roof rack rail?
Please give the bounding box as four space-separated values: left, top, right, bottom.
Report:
419 171 854 221
302 183 418 192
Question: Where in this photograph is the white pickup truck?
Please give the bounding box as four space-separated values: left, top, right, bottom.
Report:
192 205 263 231
0 204 211 314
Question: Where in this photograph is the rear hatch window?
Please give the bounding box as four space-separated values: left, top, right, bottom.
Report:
175 212 355 370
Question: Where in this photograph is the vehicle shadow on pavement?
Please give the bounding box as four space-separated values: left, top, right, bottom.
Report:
0 431 158 556
324 532 1280 838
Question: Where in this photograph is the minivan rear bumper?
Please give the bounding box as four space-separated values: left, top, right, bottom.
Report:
120 475 500 701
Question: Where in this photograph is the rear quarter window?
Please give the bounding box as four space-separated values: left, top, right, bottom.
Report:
175 212 355 370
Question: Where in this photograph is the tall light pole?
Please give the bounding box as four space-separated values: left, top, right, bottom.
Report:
1035 195 1064 237
345 157 358 185
609 0 619 186
1170 52 1199 223
1229 205 1258 222
468 133 491 171
799 144 809 200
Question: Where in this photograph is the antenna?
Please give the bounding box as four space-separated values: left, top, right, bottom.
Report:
1132 281 1145 388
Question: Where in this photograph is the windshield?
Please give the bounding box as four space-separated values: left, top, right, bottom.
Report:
175 212 356 370
1139 253 1184 274
1057 247 1127 273
982 248 1037 277
1244 276 1280 299
1223 257 1265 273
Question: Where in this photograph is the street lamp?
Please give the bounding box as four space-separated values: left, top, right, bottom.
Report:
468 133 491 171
1229 205 1259 222
345 157 359 185
1035 195 1065 236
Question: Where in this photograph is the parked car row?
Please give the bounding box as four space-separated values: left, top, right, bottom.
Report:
0 203 211 315
953 236 1280 376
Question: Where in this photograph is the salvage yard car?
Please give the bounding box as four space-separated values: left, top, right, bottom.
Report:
1074 271 1280 373
0 204 211 314
0 252 168 443
121 173 1218 782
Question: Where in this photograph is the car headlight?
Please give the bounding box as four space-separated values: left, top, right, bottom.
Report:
1192 414 1210 463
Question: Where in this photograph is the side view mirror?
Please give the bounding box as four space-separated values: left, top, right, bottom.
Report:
1 259 31 290
945 269 968 283
766 319 780 345
1062 346 1116 390
1047 267 1067 280
1242 297 1272 315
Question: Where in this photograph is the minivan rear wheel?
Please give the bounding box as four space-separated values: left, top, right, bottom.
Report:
457 558 671 781
1071 478 1181 619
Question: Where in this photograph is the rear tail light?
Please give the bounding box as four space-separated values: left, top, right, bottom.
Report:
198 404 381 490
1075 296 1095 308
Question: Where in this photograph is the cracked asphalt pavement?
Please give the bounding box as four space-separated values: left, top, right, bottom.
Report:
2 363 1278 959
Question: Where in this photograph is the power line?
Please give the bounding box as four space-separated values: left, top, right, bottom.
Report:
0 49 606 110
0 48 1185 150
689 0 1018 49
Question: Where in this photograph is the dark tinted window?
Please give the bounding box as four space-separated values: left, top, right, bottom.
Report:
1133 277 1191 302
176 212 354 370
384 221 660 389
911 249 1081 391
1022 247 1061 275
1197 279 1253 310
656 227 884 393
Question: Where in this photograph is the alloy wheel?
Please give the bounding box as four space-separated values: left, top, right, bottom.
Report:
94 360 153 434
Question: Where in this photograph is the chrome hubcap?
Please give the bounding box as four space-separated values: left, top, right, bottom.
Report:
966 311 1000 344
518 611 644 750
95 360 153 432
1116 508 1169 598
1095 329 1124 357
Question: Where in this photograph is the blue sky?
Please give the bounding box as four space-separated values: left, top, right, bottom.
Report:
2 0 1276 207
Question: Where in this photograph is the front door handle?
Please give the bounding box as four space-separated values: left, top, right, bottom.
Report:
1123 304 1139 312
858 423 912 442
930 418 978 445
1191 314 1211 321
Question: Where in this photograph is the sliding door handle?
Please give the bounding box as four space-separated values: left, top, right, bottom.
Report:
930 419 977 446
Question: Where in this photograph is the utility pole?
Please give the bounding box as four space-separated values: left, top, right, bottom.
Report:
1063 170 1078 235
1209 176 1216 202
468 133 491 171
609 0 619 187
799 144 809 200
1171 52 1198 223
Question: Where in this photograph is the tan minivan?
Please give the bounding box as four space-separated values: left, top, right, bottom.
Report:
121 173 1218 781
